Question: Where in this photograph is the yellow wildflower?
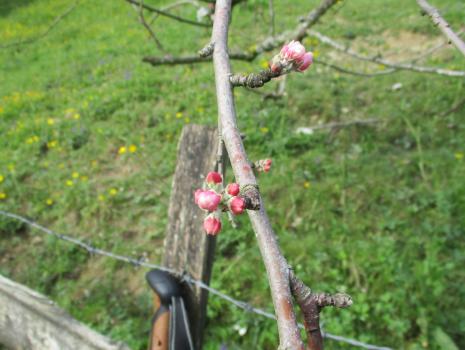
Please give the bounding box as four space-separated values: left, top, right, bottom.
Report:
0 192 6 200
27 135 39 144
109 188 118 196
47 140 58 148
455 152 463 160
47 118 55 126
7 164 15 172
98 194 105 202
72 172 79 179
303 181 311 189
176 112 183 119
184 117 190 124
129 144 137 153
313 49 320 58
260 127 269 134
66 180 74 187
46 198 54 206
260 59 269 69
118 146 127 154
0 175 3 183
73 113 80 120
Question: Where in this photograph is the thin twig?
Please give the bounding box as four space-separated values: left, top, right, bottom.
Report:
416 0 465 58
150 0 201 25
143 51 254 65
0 1 80 49
125 0 210 27
131 1 166 52
309 30 465 77
317 60 397 77
296 118 380 134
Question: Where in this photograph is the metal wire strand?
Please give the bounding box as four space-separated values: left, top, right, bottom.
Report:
0 210 392 350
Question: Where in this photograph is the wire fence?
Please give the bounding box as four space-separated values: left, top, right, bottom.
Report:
0 210 392 350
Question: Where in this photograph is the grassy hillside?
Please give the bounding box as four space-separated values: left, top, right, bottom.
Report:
1 0 464 349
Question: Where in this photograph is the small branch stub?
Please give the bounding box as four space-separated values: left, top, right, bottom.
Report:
230 68 281 88
199 41 215 57
289 269 352 350
241 184 261 210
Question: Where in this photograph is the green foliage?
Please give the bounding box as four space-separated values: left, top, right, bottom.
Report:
1 0 465 349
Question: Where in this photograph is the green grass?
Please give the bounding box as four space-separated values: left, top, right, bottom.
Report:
1 0 465 349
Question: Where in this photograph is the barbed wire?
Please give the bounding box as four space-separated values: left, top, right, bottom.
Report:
0 210 392 350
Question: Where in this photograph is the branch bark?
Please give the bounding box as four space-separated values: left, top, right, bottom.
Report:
310 30 465 77
289 270 352 350
125 0 210 27
416 0 465 58
211 1 303 348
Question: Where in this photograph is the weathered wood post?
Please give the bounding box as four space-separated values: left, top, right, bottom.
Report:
0 274 130 350
163 124 219 349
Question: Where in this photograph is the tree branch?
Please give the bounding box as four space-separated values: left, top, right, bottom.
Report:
125 0 210 27
289 269 352 350
309 30 465 77
249 0 339 60
142 51 254 65
229 68 281 88
0 1 80 49
212 1 303 348
416 0 465 58
131 1 166 53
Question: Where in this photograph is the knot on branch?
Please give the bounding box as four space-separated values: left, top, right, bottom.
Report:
241 184 261 210
229 69 281 88
199 41 215 57
315 292 353 309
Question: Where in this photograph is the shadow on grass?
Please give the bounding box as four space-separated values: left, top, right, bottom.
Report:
0 0 36 17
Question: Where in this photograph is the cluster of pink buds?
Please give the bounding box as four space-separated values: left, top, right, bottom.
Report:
254 159 272 173
194 171 247 236
270 41 313 74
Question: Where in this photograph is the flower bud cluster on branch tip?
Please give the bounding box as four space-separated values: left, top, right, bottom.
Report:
270 41 313 74
253 159 272 173
194 172 248 235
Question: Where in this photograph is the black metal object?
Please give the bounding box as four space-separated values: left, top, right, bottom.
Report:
146 270 195 350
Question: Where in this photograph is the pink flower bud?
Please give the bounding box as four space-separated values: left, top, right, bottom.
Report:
281 40 306 61
227 183 240 196
197 190 221 212
270 62 281 73
263 159 272 173
229 196 246 215
206 171 222 184
297 52 313 72
203 215 222 235
194 189 204 205
280 44 289 57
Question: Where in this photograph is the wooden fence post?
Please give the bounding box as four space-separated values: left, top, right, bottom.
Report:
163 124 219 350
0 274 131 350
